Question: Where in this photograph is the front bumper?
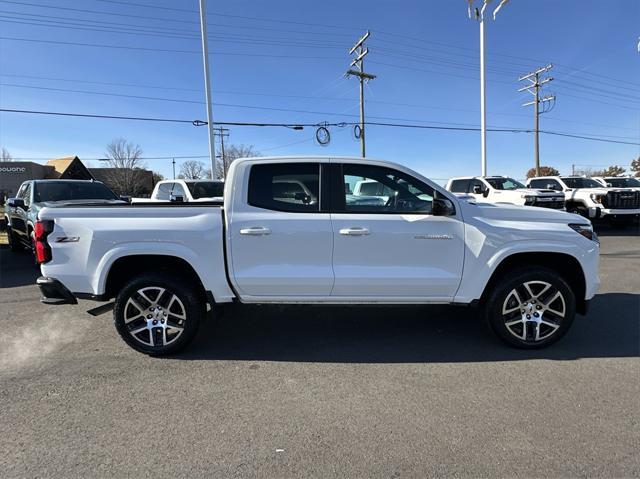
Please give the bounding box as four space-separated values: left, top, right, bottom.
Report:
588 207 640 219
36 276 77 305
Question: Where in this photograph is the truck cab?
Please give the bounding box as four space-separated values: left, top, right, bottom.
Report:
146 179 225 203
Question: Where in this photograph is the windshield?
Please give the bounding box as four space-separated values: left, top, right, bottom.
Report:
605 178 640 188
561 177 603 189
34 182 118 202
186 181 224 199
485 177 525 190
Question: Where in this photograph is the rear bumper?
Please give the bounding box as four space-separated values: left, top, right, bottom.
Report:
36 276 77 305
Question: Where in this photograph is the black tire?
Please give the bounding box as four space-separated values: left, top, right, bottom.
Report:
7 226 21 252
113 272 205 356
483 267 576 349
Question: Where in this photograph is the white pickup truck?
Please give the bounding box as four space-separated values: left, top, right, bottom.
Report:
445 176 566 209
35 157 600 355
134 179 225 203
527 176 640 222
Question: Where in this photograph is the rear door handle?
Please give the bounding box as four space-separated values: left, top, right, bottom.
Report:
339 227 370 236
239 226 271 236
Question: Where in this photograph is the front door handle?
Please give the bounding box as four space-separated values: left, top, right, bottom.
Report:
339 227 370 236
239 226 271 236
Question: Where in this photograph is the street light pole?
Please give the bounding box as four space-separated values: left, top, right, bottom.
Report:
198 0 217 180
467 0 509 177
479 16 487 177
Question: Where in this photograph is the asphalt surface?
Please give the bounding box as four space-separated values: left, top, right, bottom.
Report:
1 223 638 478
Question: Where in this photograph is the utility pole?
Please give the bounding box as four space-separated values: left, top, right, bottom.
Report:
518 64 555 177
467 0 510 177
346 30 376 158
198 0 217 179
172 158 176 179
212 127 229 178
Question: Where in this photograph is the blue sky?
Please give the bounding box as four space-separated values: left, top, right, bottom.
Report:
0 0 638 182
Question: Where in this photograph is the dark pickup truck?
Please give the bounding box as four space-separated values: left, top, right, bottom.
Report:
4 179 124 259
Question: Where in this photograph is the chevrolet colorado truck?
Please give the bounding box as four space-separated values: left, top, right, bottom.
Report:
35 157 600 355
445 176 566 210
4 179 124 260
527 175 640 222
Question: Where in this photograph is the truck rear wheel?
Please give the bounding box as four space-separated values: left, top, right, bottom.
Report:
114 273 204 356
483 267 576 349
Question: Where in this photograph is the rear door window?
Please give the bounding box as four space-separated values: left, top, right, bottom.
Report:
449 179 471 193
248 163 320 212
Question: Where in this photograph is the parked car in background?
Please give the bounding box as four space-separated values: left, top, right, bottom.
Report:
137 179 225 203
592 176 640 191
526 176 640 222
36 157 599 355
445 176 565 209
4 179 124 258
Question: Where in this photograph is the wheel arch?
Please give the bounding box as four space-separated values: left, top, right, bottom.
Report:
104 254 208 302
480 252 587 314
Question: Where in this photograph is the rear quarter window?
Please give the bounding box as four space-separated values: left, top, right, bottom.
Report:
449 179 470 193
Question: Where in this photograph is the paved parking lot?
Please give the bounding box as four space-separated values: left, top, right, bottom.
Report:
1 223 638 478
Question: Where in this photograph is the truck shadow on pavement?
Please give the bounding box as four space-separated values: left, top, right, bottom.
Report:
0 246 39 288
594 221 640 237
181 292 639 363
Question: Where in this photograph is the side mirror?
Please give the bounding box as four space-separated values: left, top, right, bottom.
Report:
7 198 25 209
472 185 482 194
432 198 455 216
169 194 184 203
119 195 131 203
294 192 312 204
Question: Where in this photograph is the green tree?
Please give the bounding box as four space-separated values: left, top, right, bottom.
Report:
526 166 560 178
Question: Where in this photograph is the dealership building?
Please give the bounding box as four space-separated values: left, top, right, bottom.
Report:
0 156 154 202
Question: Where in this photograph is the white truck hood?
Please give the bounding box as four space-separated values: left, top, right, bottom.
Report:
462 201 583 224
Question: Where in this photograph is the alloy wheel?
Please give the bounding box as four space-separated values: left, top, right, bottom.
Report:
124 287 187 348
501 280 566 343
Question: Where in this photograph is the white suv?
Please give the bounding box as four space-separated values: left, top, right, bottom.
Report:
526 176 640 221
446 176 565 209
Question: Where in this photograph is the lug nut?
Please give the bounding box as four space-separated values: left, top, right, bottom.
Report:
152 320 157 325
147 314 152 319
533 312 539 318
526 314 531 319
536 305 542 310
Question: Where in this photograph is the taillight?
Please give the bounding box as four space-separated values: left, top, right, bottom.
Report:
34 220 54 264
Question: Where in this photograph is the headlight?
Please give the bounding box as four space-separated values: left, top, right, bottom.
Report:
569 223 598 243
521 195 536 205
590 194 604 204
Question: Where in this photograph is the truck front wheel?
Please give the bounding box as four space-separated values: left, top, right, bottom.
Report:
114 273 204 356
483 267 576 348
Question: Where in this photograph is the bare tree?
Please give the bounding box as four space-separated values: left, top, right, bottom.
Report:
597 165 626 177
217 144 260 178
179 160 209 180
1 147 13 161
631 156 640 178
103 138 146 195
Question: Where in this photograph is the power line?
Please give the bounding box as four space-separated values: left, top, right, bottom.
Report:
2 108 639 146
